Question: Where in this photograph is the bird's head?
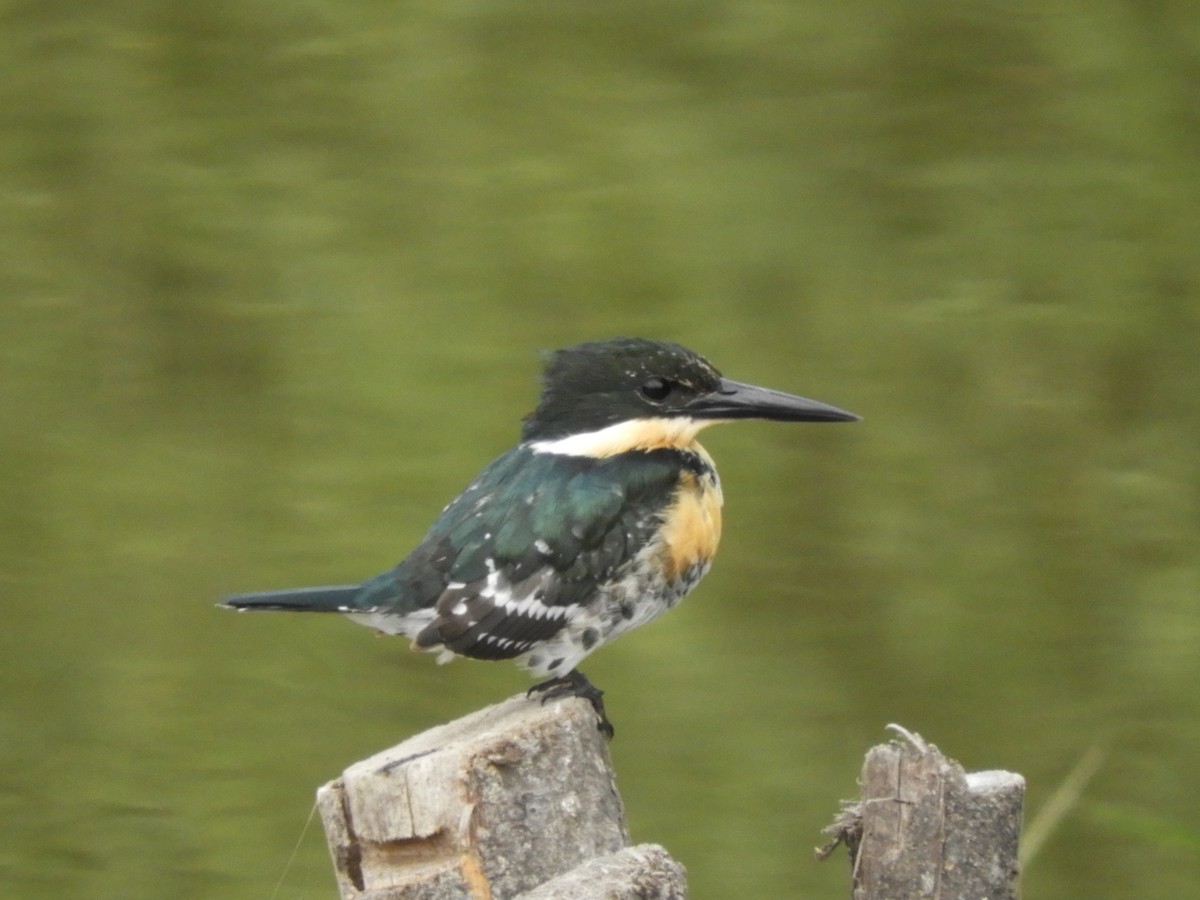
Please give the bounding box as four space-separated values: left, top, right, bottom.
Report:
521 338 858 453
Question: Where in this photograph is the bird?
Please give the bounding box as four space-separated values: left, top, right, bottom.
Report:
221 338 858 736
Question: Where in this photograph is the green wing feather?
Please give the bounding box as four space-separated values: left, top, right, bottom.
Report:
375 445 690 614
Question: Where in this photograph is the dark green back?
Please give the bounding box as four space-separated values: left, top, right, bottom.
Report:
355 445 704 613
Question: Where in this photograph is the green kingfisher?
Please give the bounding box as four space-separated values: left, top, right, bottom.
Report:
222 338 858 735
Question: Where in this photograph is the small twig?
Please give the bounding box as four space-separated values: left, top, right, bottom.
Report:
885 722 928 753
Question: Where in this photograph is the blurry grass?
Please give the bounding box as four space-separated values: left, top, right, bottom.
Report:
1021 743 1108 867
1086 801 1200 859
896 739 1198 887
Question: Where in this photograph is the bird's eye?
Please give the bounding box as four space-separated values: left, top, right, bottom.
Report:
639 377 672 402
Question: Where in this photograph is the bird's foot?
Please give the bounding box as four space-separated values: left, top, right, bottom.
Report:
528 669 614 739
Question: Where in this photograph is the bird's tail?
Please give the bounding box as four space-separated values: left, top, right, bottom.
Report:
220 584 363 613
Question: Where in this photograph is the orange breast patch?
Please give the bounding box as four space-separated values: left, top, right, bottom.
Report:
658 468 723 582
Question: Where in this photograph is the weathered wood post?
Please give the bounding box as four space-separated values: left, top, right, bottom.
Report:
315 699 1022 899
821 725 1025 900
315 692 687 899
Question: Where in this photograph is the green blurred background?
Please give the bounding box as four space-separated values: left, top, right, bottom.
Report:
2 2 1198 897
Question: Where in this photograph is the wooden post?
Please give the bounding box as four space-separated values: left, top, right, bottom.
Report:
316 692 688 899
821 725 1025 900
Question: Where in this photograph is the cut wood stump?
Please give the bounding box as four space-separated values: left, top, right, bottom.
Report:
820 725 1025 900
316 692 687 899
314 695 1022 899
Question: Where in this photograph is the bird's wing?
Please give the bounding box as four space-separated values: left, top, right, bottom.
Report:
385 445 692 660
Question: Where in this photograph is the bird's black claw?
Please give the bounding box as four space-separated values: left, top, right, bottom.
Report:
528 669 614 739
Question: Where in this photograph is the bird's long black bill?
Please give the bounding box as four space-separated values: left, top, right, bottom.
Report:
686 377 860 423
